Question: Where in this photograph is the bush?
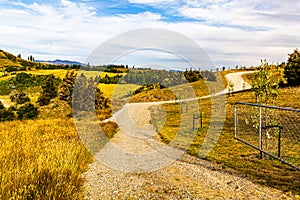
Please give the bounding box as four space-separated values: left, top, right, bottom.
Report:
37 75 58 106
10 90 30 105
0 80 12 95
17 103 39 120
0 105 15 122
5 66 18 72
284 49 300 86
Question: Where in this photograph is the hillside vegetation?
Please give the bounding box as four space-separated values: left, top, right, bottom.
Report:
0 50 121 199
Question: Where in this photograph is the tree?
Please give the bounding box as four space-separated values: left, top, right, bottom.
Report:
0 108 15 122
95 87 110 110
72 73 88 111
37 75 58 106
10 90 30 105
0 80 12 95
17 103 39 120
284 49 300 86
72 75 110 111
13 72 34 89
252 59 280 105
59 70 77 106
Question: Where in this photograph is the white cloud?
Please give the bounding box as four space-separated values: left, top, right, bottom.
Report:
0 0 298 68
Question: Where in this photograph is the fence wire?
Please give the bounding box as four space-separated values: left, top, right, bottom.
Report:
234 102 300 171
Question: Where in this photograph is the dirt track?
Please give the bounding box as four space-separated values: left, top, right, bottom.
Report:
83 71 294 199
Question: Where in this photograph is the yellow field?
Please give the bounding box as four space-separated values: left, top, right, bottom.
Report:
78 70 125 78
0 119 93 199
26 69 69 79
98 83 140 99
0 70 125 81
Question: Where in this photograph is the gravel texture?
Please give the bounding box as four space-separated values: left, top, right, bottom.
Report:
82 72 295 199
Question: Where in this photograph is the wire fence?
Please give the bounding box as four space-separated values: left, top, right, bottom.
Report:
234 102 300 171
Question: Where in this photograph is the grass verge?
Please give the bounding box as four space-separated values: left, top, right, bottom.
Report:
0 119 93 199
150 86 300 195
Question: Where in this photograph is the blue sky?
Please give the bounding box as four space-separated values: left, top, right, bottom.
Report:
0 0 299 69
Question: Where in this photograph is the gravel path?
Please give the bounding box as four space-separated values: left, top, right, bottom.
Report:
82 71 294 199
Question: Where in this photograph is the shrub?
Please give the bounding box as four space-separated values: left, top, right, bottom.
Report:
284 49 300 86
5 66 18 72
0 109 15 122
17 103 39 120
10 90 30 105
37 75 58 106
0 80 12 95
59 70 77 106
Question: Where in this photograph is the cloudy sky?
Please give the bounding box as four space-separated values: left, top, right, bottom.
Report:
0 0 299 69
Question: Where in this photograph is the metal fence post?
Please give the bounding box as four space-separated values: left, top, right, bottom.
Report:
234 104 237 138
200 113 202 128
181 101 188 113
259 106 263 159
278 127 281 158
193 114 201 130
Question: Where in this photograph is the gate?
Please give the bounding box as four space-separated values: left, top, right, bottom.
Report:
234 102 300 171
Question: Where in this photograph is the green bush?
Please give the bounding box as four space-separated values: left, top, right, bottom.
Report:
0 80 12 95
0 106 15 122
5 66 18 72
37 75 58 106
10 90 30 105
284 49 300 86
17 103 39 120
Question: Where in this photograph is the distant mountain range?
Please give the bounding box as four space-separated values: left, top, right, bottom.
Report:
35 59 87 66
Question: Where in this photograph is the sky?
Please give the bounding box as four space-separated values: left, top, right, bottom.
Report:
0 0 299 70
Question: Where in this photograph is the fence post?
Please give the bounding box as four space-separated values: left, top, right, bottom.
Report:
234 104 237 138
193 114 202 130
200 113 202 128
259 106 263 159
278 128 281 158
193 114 198 130
181 101 188 113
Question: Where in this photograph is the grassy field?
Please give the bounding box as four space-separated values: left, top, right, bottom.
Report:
128 76 214 103
98 83 140 99
0 68 122 199
0 70 124 81
150 86 300 195
0 119 93 199
26 69 69 79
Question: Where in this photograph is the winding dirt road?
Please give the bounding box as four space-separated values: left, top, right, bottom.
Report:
83 71 294 199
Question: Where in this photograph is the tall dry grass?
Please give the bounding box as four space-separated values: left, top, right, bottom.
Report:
0 119 93 199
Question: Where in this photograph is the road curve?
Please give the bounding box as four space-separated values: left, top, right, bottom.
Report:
82 71 291 199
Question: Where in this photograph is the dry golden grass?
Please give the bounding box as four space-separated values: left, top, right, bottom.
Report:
26 69 69 79
0 119 93 199
98 83 140 99
150 85 300 195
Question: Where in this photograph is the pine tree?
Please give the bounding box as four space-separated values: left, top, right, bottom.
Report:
59 70 77 106
37 75 58 106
